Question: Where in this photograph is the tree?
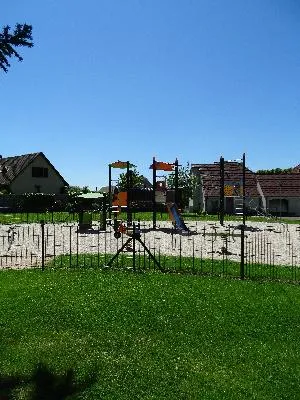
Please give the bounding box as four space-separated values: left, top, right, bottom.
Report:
67 185 91 195
166 163 198 208
117 167 145 191
256 168 293 175
0 24 33 72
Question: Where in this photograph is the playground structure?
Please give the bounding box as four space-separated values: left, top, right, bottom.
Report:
166 202 189 232
108 161 134 226
106 221 164 271
150 157 190 232
78 154 251 236
150 157 179 229
107 158 188 235
219 153 246 226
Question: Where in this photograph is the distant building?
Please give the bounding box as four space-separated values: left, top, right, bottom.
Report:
0 152 69 194
256 173 300 216
191 161 260 214
191 161 300 216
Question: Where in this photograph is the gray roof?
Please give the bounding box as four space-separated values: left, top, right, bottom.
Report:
0 152 68 186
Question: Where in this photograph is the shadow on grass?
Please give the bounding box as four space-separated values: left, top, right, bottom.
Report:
0 362 97 400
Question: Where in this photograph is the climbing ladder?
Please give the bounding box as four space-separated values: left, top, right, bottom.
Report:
234 196 244 216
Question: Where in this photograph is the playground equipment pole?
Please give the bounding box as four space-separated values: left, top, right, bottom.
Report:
108 164 112 220
242 153 246 226
174 158 179 206
240 152 246 280
127 161 132 225
219 156 225 226
152 156 157 229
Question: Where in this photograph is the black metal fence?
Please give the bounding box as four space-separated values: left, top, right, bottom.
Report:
0 219 299 283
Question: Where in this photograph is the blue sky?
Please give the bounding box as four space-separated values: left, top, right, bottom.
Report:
1 0 299 189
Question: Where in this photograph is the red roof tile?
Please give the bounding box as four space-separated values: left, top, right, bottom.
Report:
191 162 260 197
256 174 300 197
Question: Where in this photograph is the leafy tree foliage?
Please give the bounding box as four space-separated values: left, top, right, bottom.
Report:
117 167 145 191
67 185 91 195
166 163 198 208
0 24 33 72
256 168 293 175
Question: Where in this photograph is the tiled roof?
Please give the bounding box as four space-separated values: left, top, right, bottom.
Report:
0 153 40 185
256 174 300 197
191 162 260 197
191 161 300 198
0 152 68 186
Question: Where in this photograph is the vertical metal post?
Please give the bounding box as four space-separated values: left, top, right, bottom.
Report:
69 225 72 268
132 222 136 271
219 156 225 226
174 158 179 206
152 156 157 229
102 193 107 231
242 153 246 226
108 164 112 220
240 152 246 279
240 225 245 280
127 161 132 226
41 220 45 271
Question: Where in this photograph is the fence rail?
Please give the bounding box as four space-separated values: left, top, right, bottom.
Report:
0 219 299 283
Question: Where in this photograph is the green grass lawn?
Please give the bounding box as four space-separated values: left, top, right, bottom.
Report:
0 211 79 224
0 269 299 399
0 210 295 225
48 253 299 283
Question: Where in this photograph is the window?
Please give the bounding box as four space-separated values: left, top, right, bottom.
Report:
32 167 48 178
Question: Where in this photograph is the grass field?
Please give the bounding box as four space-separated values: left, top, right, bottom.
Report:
0 210 293 225
48 253 299 283
0 269 299 399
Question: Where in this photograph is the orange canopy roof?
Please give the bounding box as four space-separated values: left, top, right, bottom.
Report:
149 161 174 171
110 161 135 169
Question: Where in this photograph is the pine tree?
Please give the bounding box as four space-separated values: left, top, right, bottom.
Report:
0 24 33 72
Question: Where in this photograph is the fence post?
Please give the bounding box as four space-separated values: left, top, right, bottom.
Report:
240 224 245 279
41 220 45 271
152 156 157 229
102 193 107 231
219 156 225 226
240 152 246 279
132 223 136 271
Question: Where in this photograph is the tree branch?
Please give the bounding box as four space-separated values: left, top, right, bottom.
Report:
0 24 33 72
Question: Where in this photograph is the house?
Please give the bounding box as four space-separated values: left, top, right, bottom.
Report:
190 161 262 214
256 173 300 216
191 160 300 216
0 152 69 194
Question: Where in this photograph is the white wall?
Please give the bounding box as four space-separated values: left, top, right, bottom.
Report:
11 155 66 194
